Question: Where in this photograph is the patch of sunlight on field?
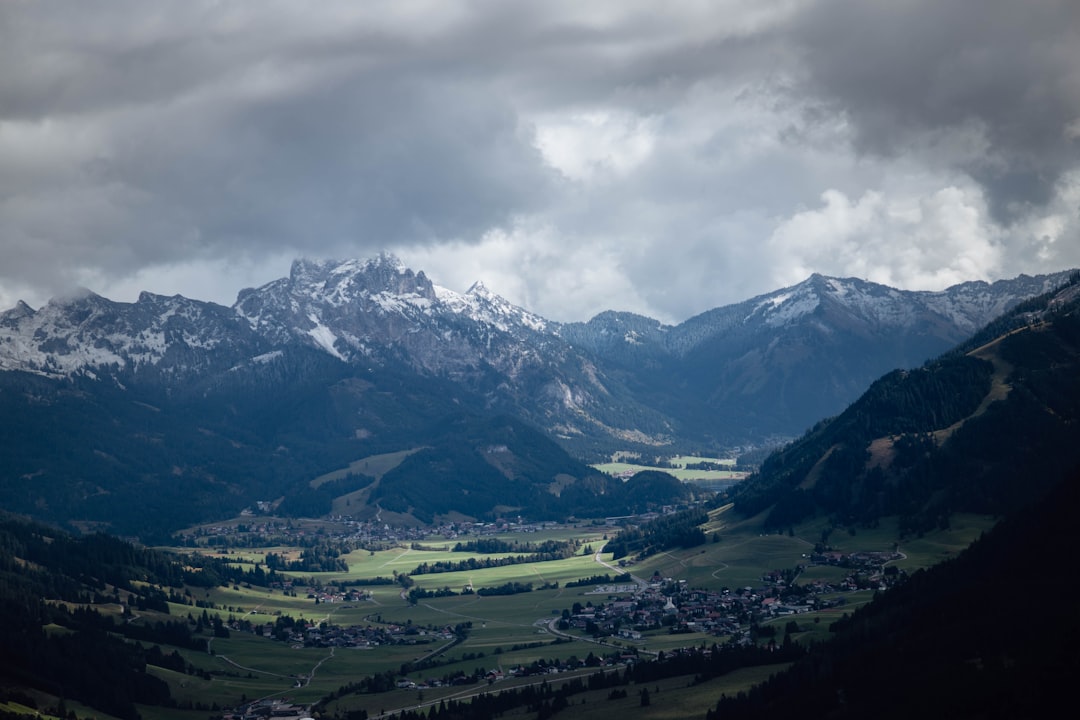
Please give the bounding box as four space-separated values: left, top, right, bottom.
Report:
593 461 747 482
313 448 422 487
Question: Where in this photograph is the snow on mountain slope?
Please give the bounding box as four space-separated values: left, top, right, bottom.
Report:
231 254 558 379
4 255 1068 380
0 289 260 377
0 253 1074 451
562 271 1077 360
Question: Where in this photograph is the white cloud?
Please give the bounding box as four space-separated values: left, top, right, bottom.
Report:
397 222 657 323
533 111 659 182
767 184 1005 290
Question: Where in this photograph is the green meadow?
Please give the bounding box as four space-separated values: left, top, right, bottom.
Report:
138 509 995 720
592 461 746 482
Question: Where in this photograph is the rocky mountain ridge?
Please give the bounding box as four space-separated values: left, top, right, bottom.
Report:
0 254 1073 451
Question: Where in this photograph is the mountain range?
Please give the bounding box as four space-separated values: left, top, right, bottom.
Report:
0 254 1074 536
2 255 1072 449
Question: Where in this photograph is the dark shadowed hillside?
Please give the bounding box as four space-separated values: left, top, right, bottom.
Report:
709 463 1080 719
730 273 1080 534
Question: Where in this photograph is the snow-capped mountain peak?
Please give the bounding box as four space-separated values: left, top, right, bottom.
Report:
0 254 1075 453
0 287 258 377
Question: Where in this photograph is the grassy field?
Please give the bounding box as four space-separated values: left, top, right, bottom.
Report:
667 456 736 467
311 448 422 487
592 462 747 482
322 662 793 720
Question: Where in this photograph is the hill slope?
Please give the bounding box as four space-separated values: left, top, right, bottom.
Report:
710 462 1080 719
730 273 1080 533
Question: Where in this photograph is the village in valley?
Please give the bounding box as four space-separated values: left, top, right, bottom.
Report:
221 542 905 660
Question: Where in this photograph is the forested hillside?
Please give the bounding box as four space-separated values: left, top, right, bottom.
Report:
709 463 1080 718
730 274 1080 533
0 517 222 719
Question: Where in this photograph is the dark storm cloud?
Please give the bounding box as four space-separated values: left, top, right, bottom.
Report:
0 1 555 295
1 1 1078 320
787 0 1080 220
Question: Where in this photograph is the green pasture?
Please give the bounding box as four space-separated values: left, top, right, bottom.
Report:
0 703 44 718
892 514 996 569
592 462 746 482
760 614 837 646
163 635 423 708
146 661 288 709
667 455 736 467
312 448 422 487
138 511 996 719
378 583 586 631
627 508 992 591
297 544 608 592
552 663 792 720
796 565 849 584
324 662 793 720
633 533 812 589
196 583 313 616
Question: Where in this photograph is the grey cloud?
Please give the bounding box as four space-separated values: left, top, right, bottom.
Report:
786 0 1080 221
0 1 557 296
1 1 1077 320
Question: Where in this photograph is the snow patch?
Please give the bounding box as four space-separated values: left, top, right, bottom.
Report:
252 350 283 364
306 314 345 360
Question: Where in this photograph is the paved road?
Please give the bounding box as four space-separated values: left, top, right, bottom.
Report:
593 550 648 588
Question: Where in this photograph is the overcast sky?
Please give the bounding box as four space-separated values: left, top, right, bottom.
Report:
2 0 1079 324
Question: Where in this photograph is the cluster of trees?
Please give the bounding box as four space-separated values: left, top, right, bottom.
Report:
408 548 572 576
475 581 536 597
408 579 562 603
602 508 709 560
0 516 226 718
265 544 349 572
563 572 628 588
178 552 284 588
407 586 461 603
447 537 580 555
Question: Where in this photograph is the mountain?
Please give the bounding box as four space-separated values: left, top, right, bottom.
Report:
2 255 1071 453
0 255 678 458
0 289 266 380
0 255 1074 537
560 271 1075 445
729 273 1080 533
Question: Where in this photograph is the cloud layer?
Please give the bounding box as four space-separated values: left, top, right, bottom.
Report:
2 0 1078 323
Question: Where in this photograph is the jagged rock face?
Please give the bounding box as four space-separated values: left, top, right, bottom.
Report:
235 255 441 361
0 255 1073 449
0 288 264 379
232 255 553 373
229 256 598 433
